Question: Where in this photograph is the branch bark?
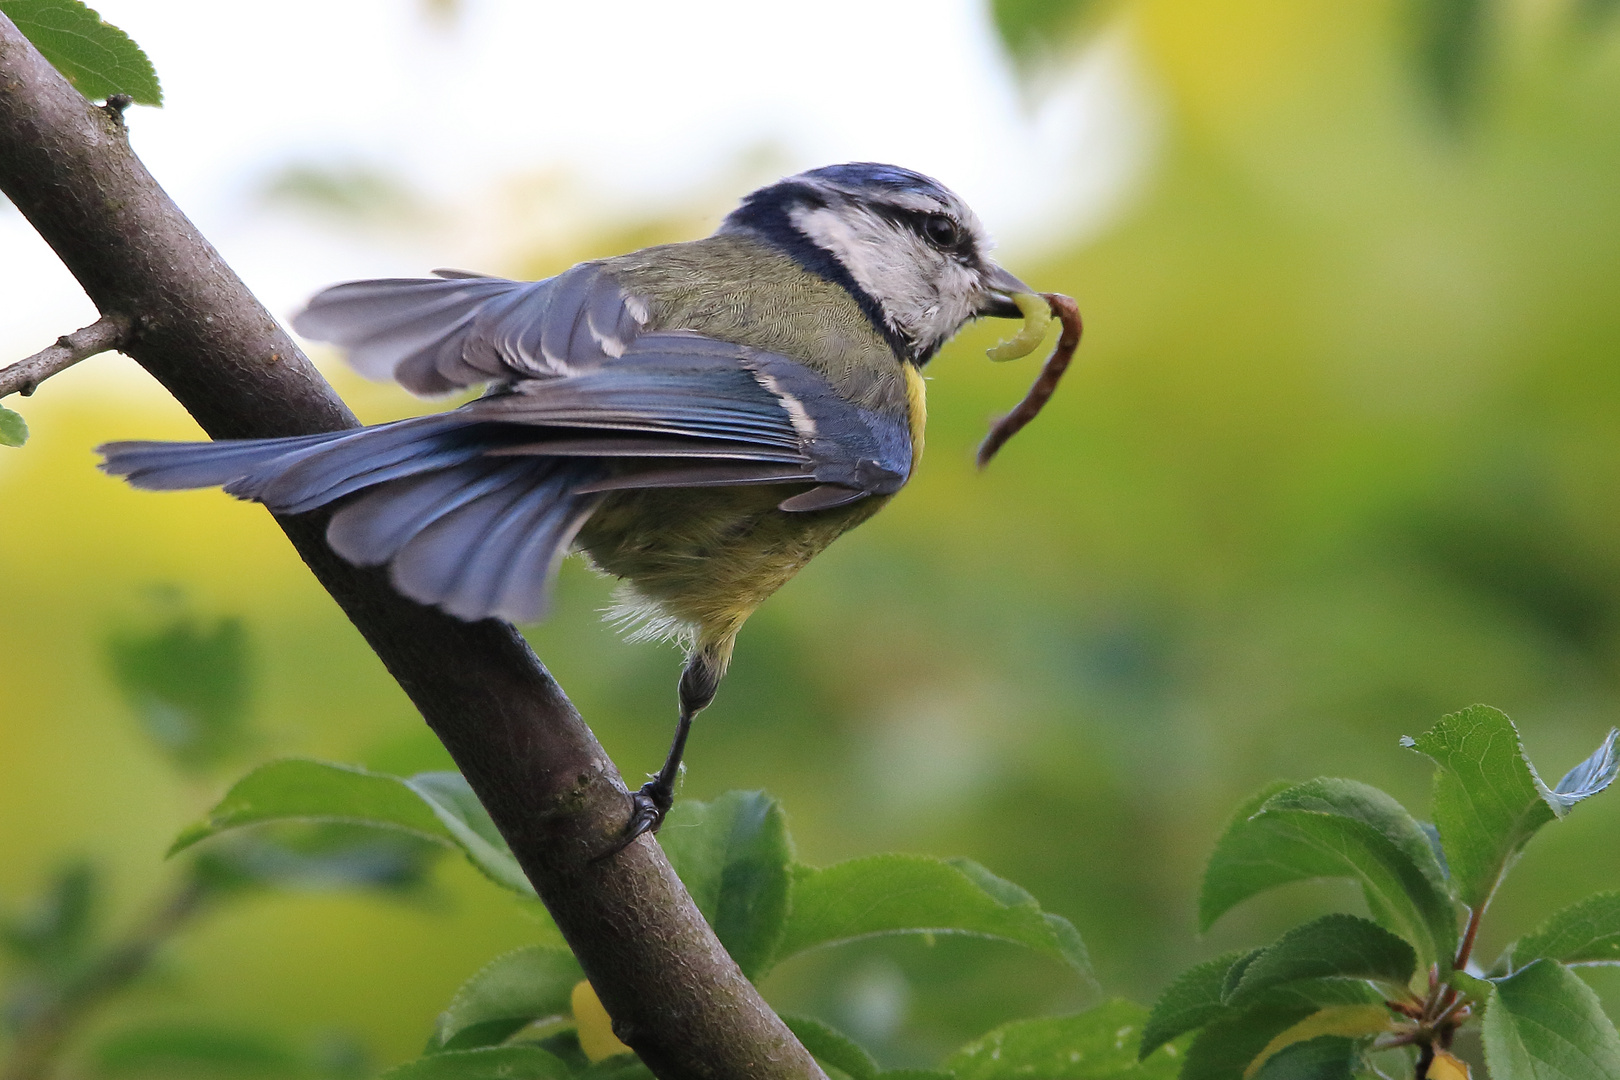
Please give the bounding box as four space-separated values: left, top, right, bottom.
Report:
0 313 130 398
0 16 822 1080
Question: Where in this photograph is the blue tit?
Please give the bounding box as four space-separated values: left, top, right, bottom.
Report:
99 162 1039 842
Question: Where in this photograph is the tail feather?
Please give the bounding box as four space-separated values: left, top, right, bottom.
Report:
384 459 603 622
99 432 343 491
228 416 470 513
326 459 536 564
98 422 604 624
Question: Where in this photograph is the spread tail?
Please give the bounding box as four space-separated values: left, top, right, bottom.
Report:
98 420 603 623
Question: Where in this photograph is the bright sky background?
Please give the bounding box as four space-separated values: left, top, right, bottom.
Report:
0 0 1158 380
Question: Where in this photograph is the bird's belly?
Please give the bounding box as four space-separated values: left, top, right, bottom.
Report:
575 484 884 645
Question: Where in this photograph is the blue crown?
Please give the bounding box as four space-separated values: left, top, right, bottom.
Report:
801 162 950 199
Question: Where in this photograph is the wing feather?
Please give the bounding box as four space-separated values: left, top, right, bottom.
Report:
293 276 522 392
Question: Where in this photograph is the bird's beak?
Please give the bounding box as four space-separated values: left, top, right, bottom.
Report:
978 263 1034 318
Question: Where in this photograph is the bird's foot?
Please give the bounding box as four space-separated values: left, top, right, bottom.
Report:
594 780 673 862
626 780 673 840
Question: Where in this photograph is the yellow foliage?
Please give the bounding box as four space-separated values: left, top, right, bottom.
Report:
570 980 633 1063
1430 1050 1471 1080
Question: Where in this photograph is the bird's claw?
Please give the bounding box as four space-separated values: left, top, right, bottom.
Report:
594 781 673 862
627 781 673 838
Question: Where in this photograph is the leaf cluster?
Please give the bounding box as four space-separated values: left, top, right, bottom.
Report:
172 764 1175 1079
1147 705 1620 1080
0 608 443 1080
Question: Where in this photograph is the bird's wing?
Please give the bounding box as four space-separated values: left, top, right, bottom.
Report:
291 263 648 395
460 330 914 505
294 267 912 506
98 330 912 623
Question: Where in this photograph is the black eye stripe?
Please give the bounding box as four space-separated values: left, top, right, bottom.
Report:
870 203 975 257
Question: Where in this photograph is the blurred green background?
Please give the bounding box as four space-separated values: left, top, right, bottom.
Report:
5 0 1620 1072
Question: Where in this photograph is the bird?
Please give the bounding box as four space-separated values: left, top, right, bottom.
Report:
99 162 1041 846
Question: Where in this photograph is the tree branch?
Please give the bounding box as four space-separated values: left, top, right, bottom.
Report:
0 313 130 398
0 16 822 1080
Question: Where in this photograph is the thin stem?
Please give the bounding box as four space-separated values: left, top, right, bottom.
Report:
1374 1033 1423 1052
0 313 130 398
0 876 207 1080
1454 903 1485 971
1415 1041 1436 1080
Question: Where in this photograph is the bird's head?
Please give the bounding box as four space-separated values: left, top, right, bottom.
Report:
719 162 1031 364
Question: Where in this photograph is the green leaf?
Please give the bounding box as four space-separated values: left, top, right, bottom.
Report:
659 791 791 980
0 405 27 447
106 613 253 771
781 1016 878 1080
380 1046 572 1080
1483 959 1620 1080
1249 1035 1356 1080
171 759 534 898
1222 950 1267 1000
1245 1007 1397 1079
92 1024 304 1077
1180 985 1386 1080
776 854 1089 976
1142 951 1252 1059
1200 778 1457 968
1252 981 1388 1013
189 824 440 896
1184 1011 1316 1080
1196 783 1297 931
404 771 533 895
429 946 583 1052
1405 706 1618 911
1417 821 1451 882
1227 914 1417 1005
946 999 1183 1080
1512 892 1620 968
1444 967 1495 1003
0 0 161 104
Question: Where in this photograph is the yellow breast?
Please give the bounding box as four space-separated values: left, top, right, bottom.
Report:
904 362 927 470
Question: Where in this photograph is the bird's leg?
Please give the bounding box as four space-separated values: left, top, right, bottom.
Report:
618 652 721 848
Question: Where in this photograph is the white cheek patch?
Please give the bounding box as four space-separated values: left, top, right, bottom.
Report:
796 202 992 355
791 204 941 334
789 204 889 294
788 200 995 354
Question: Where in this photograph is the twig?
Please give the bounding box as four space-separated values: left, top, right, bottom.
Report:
1373 1030 1423 1051
1453 904 1485 971
0 877 207 1080
0 313 130 398
976 292 1082 468
1415 1040 1436 1080
0 14 822 1080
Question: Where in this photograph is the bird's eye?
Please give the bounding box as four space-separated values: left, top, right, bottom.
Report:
923 213 961 248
